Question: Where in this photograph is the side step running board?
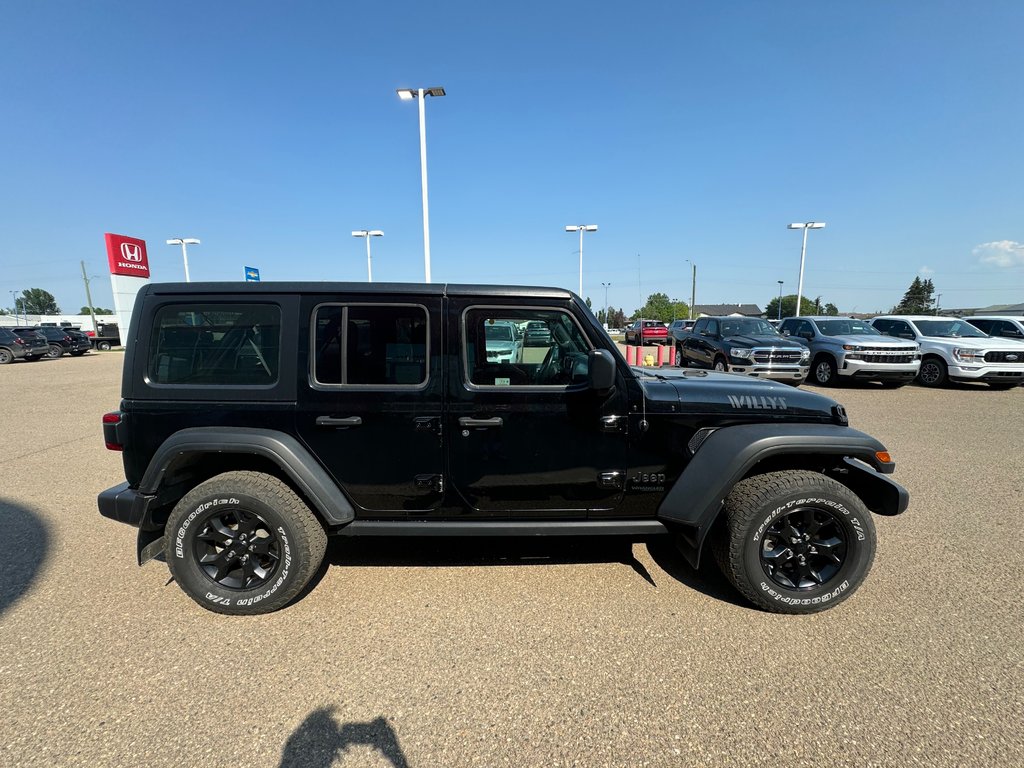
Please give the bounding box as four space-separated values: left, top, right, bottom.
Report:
334 520 668 537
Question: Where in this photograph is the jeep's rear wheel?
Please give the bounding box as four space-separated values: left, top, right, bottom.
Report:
712 470 877 614
165 471 327 615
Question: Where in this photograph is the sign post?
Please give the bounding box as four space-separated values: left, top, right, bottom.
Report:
244 266 260 282
104 233 151 348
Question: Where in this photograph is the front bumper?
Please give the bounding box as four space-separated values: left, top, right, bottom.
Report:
727 363 810 381
948 364 1024 383
839 358 921 380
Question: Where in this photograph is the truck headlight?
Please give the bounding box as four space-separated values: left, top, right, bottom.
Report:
800 348 811 361
953 348 980 363
730 348 753 360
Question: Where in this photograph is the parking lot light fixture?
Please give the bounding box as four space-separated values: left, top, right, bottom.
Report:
565 224 598 296
396 86 446 283
352 230 384 282
685 259 697 319
166 238 201 282
786 222 826 317
777 280 784 320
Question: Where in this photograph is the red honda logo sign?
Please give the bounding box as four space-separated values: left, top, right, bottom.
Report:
104 233 150 278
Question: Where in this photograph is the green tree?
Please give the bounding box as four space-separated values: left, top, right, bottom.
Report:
764 294 821 319
823 302 839 316
81 305 114 315
16 288 60 315
891 277 934 314
630 292 690 323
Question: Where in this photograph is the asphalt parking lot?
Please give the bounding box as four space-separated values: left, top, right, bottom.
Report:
1 352 1022 767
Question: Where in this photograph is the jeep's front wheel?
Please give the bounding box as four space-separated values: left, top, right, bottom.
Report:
165 471 327 615
713 470 877 614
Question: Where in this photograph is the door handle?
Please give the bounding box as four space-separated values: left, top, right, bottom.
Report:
600 415 626 432
458 416 503 428
316 416 363 428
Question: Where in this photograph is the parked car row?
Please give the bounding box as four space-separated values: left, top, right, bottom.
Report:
643 313 1024 390
0 325 102 364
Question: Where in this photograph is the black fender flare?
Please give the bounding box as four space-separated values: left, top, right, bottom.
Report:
140 427 355 526
658 423 908 568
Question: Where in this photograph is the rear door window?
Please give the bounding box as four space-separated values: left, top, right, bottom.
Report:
312 304 428 387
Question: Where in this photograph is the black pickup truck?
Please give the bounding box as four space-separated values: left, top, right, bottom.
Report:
98 282 907 615
674 316 810 384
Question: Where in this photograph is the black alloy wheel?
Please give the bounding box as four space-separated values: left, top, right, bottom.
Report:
193 508 282 590
918 357 948 387
759 507 847 590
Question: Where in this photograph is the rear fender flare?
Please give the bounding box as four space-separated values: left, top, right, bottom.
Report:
140 427 355 526
658 423 905 568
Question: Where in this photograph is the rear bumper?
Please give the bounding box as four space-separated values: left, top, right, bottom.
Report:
98 482 157 529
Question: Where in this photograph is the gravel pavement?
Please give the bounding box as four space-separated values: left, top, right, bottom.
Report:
1 353 1022 767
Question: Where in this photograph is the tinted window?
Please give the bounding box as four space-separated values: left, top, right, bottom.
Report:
815 319 880 336
313 304 427 386
149 304 281 385
913 319 986 338
465 307 591 387
967 319 992 334
720 318 780 337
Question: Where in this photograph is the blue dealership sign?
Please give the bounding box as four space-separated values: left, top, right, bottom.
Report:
244 266 260 282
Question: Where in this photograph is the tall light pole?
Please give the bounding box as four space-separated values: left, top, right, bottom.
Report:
565 224 598 296
9 290 18 324
601 281 611 327
685 259 697 319
777 280 784 320
787 222 826 317
166 238 201 282
397 86 445 283
351 230 383 282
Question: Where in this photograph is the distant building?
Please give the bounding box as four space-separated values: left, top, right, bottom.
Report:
693 303 764 317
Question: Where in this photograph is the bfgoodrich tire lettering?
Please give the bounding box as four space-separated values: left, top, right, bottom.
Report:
164 471 326 615
713 470 877 614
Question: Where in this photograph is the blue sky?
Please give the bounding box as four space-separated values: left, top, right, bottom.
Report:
1 1 1022 316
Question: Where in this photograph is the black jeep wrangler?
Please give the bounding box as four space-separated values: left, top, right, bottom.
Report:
99 282 908 615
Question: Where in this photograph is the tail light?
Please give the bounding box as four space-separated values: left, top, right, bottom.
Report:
103 412 123 451
86 330 96 337
63 335 72 342
14 337 25 346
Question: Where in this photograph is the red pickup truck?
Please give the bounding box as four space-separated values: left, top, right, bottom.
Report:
624 320 669 345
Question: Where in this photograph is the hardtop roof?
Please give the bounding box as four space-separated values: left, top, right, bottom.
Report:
145 281 576 300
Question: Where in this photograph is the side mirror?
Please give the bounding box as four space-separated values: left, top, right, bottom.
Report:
800 331 814 340
781 329 791 336
588 349 616 391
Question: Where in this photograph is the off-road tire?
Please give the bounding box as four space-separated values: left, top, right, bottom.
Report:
712 470 877 614
812 355 838 386
917 356 948 387
0 348 12 365
165 471 327 616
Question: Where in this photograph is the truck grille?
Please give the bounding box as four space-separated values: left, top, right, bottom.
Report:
861 354 915 364
984 351 1024 363
858 346 917 353
752 349 803 364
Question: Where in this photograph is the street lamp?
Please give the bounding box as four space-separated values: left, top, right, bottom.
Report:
787 222 826 317
166 238 201 282
396 86 445 283
601 282 611 328
351 230 384 282
685 259 697 319
777 280 784 320
9 290 18 324
565 224 598 296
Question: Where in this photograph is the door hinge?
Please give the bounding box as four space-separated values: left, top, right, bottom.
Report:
415 474 444 493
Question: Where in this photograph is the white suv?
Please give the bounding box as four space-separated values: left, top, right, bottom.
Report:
870 316 1024 389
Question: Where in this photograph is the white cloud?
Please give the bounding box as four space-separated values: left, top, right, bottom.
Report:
918 265 934 275
973 240 1024 268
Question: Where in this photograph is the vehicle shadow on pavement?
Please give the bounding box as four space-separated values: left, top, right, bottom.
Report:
323 535 658 586
0 498 50 617
278 708 409 768
644 539 754 611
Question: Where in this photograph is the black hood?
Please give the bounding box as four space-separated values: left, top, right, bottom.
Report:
722 334 802 348
633 368 841 423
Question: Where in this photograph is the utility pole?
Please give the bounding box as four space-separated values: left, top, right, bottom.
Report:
9 290 18 324
685 260 697 319
81 261 98 333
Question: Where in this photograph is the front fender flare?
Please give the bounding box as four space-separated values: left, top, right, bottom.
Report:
658 423 905 567
140 427 355 526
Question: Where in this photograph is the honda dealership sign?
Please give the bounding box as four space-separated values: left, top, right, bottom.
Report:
104 233 151 347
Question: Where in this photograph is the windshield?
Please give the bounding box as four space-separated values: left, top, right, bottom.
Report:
815 320 881 337
914 319 987 338
484 324 514 342
719 318 779 337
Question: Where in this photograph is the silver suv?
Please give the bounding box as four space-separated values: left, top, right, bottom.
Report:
779 316 920 387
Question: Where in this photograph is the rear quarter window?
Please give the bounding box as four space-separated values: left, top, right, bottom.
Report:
148 304 281 386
